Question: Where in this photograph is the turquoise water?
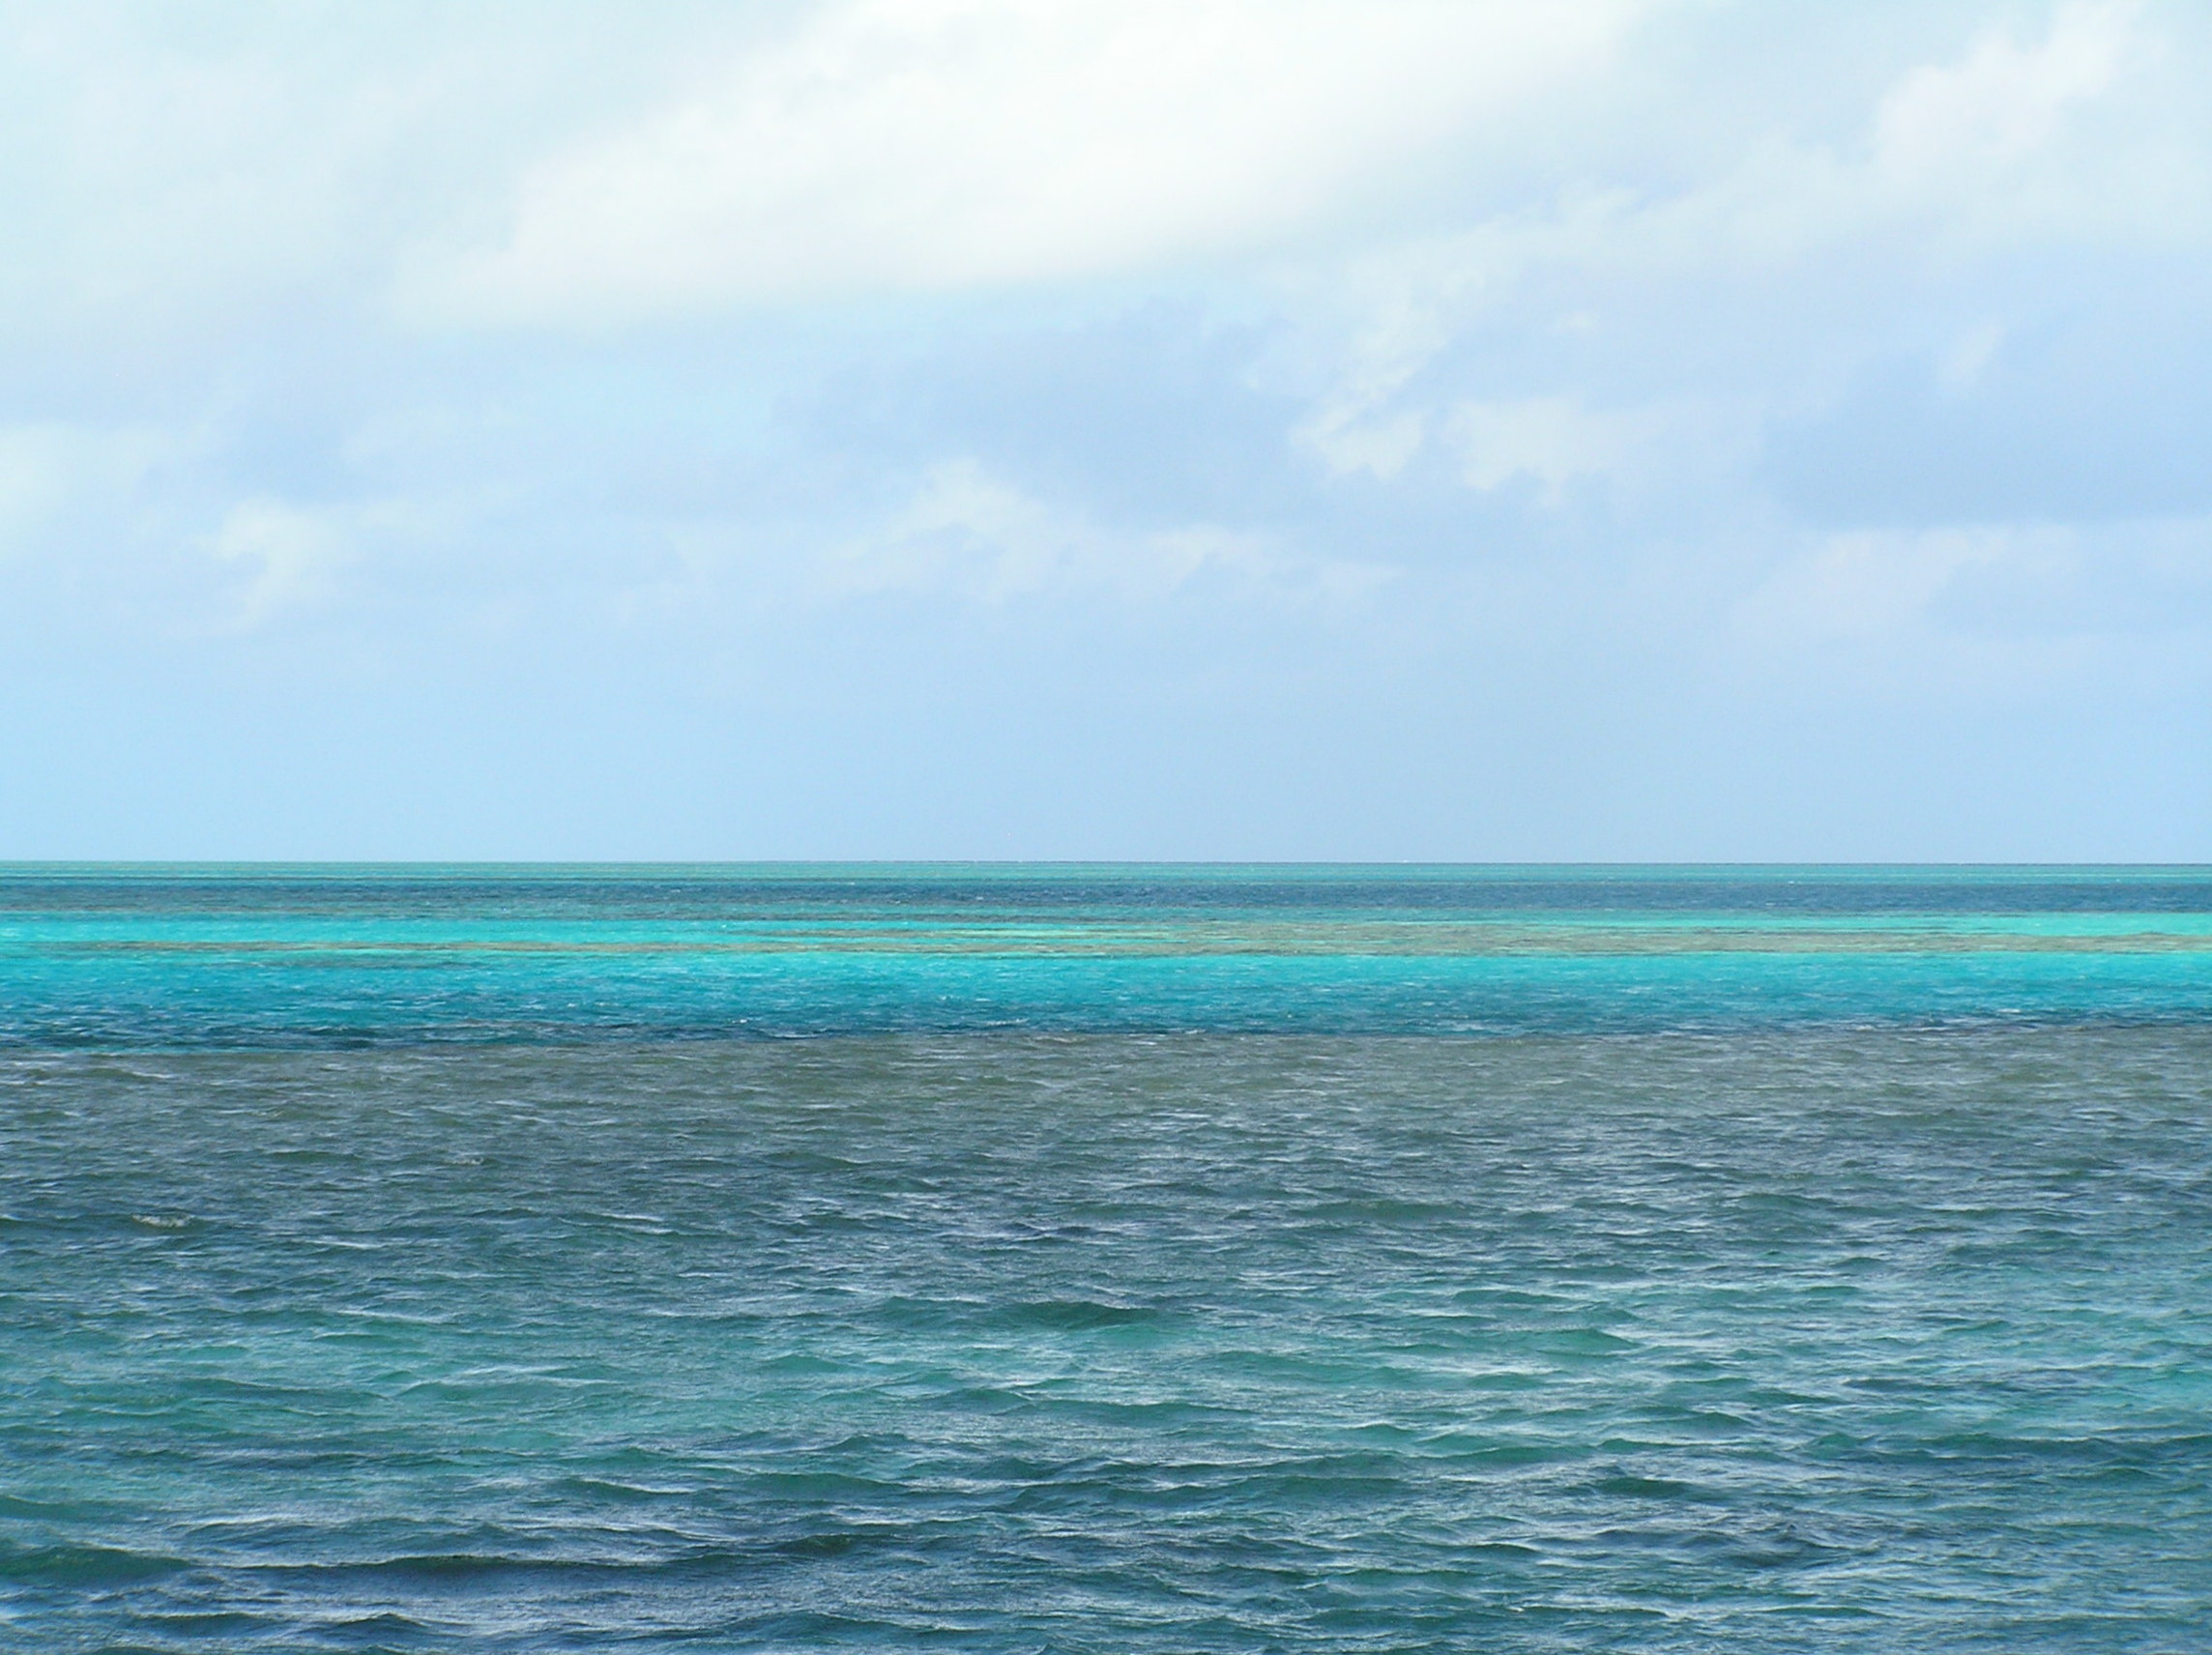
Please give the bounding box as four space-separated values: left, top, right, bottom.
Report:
4 867 2210 1650
7 864 2211 1044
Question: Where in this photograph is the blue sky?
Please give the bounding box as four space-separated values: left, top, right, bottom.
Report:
3 0 2207 858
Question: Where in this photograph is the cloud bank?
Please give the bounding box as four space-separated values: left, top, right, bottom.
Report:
415 0 1654 320
1 0 2206 857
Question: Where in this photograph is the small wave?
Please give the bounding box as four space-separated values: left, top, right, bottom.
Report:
1002 1298 1167 1330
0 1543 193 1585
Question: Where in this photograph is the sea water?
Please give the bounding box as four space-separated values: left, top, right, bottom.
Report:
3 866 2209 1651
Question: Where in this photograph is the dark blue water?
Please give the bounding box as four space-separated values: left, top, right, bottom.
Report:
3 868 2209 1650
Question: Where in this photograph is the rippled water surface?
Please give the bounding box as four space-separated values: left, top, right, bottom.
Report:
3 868 2209 1650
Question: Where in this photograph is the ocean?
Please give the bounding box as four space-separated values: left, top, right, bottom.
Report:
4 866 2209 1651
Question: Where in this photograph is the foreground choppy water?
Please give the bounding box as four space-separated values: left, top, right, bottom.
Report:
6 1030 2210 1652
4 867 2210 1650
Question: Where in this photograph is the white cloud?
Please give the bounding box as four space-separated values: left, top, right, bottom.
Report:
208 497 351 626
824 458 1390 603
0 6 760 339
1735 515 2212 648
0 421 175 550
1291 274 1460 479
1449 396 1644 496
1936 318 2008 394
1269 0 2196 514
411 0 1657 323
8 0 2189 350
1738 525 2023 642
1680 0 2164 265
1873 0 2129 184
1299 407 1429 482
0 427 81 544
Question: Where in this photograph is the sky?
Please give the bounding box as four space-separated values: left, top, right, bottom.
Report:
2 0 2207 860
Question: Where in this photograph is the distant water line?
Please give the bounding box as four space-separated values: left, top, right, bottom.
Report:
4 864 2210 1045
